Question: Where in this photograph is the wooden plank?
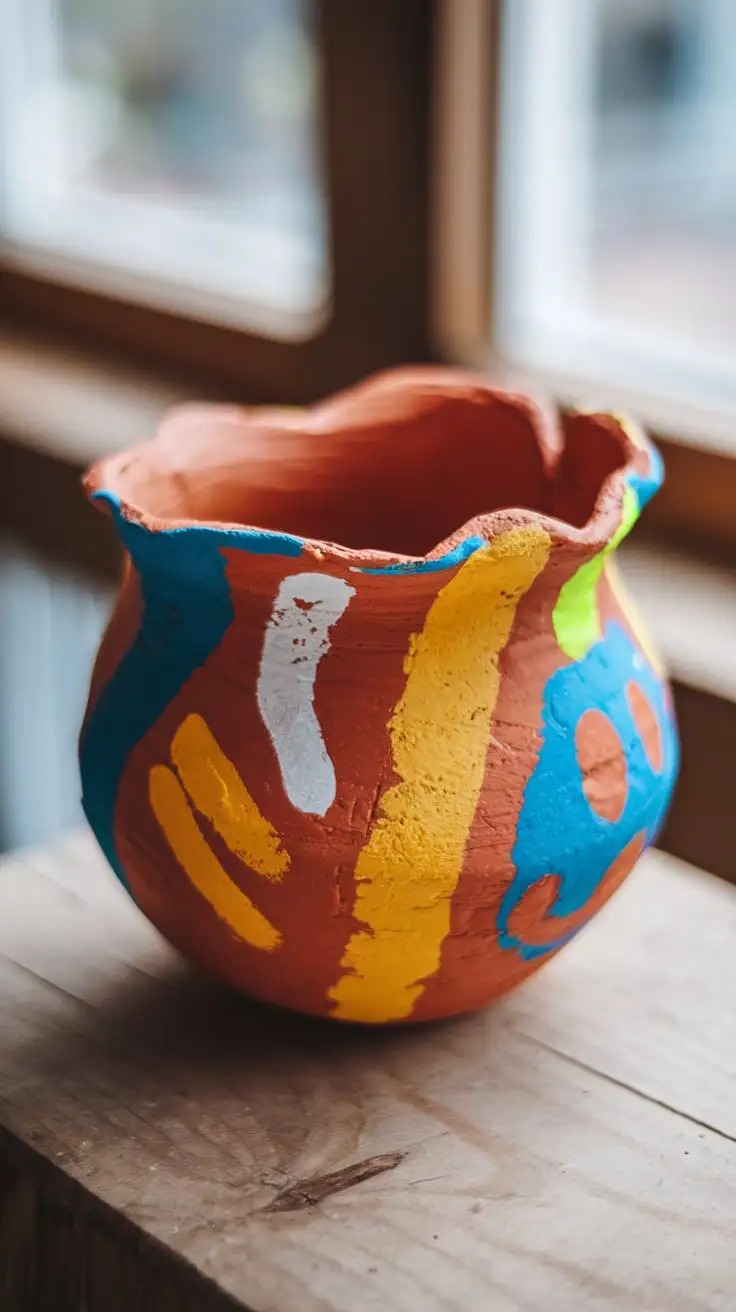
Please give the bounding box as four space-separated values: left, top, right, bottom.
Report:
505 849 736 1139
0 832 734 1311
26 832 736 1137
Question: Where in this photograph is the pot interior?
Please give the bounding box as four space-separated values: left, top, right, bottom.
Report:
103 374 631 557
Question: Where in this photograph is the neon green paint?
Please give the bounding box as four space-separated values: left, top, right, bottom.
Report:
553 485 639 661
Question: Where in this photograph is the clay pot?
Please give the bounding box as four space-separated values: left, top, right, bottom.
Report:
80 367 678 1023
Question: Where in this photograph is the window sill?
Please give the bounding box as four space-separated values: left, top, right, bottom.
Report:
0 330 187 466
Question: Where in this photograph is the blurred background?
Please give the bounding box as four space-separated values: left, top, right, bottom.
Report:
1 0 326 318
497 0 736 412
0 0 734 872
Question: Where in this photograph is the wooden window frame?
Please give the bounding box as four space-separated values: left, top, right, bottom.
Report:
0 0 436 405
433 0 736 560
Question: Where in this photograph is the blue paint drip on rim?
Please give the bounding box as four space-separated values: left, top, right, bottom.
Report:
360 535 486 575
629 443 664 513
80 492 302 889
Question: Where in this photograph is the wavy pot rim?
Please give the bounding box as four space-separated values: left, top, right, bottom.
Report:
84 367 663 575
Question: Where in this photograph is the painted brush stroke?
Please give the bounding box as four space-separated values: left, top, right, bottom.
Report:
149 764 282 951
170 713 289 880
257 573 356 816
329 526 551 1023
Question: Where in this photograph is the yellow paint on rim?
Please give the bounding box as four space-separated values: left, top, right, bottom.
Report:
149 764 282 951
571 407 647 450
170 713 289 880
609 413 648 452
329 526 551 1023
604 558 666 678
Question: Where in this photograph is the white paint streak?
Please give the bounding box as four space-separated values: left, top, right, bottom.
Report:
257 573 355 816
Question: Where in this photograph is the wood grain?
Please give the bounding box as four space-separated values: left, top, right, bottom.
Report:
0 831 734 1311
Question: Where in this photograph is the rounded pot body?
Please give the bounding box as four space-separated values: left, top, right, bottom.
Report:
80 370 678 1023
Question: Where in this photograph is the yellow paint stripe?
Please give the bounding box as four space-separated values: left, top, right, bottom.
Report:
605 558 666 677
329 527 551 1023
149 764 282 951
170 713 289 880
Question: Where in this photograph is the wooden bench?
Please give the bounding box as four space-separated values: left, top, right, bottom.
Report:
0 831 734 1311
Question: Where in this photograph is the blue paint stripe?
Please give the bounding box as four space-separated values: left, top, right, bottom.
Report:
498 621 678 960
629 443 664 513
80 495 302 890
360 535 486 575
91 491 305 558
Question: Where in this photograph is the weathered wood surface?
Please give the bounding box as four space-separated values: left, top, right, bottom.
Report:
0 831 734 1311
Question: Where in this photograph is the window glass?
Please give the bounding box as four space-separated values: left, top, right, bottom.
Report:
0 0 327 330
498 0 736 415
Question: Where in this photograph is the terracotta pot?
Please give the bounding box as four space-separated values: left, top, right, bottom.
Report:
80 367 678 1024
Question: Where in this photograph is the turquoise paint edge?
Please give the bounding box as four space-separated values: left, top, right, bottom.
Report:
629 443 664 512
90 491 306 558
360 536 486 575
358 443 662 579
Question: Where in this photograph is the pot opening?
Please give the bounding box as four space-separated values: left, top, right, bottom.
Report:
96 373 633 558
